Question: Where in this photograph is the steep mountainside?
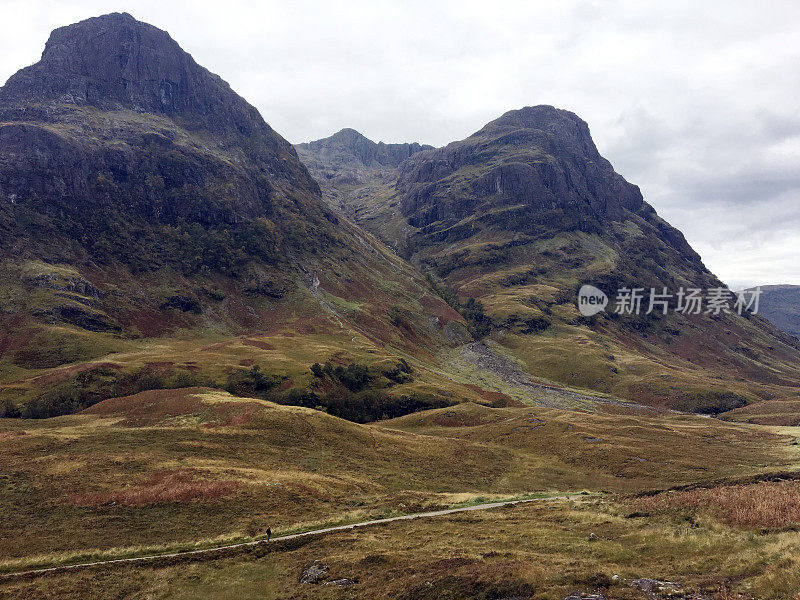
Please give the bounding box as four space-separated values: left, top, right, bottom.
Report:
0 13 471 416
746 285 800 339
296 128 431 189
295 129 431 252
300 106 800 411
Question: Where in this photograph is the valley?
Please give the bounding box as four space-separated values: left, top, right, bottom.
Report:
0 11 799 600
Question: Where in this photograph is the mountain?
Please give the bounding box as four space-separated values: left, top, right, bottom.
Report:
295 129 432 255
299 106 800 412
0 13 470 416
297 128 432 174
746 285 800 339
2 13 798 420
295 128 428 203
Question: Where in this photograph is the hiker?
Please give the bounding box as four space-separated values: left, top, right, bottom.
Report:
266 527 271 541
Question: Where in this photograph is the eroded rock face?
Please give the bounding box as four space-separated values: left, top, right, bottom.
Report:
1 12 279 139
0 12 332 267
397 105 644 234
298 128 433 171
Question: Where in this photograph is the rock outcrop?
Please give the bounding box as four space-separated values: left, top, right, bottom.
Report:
396 105 696 262
297 128 432 171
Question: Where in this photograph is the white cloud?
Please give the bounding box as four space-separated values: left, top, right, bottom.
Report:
0 0 798 287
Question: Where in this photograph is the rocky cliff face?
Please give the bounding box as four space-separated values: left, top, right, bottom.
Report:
296 128 431 190
398 107 680 250
0 12 331 270
394 105 708 287
298 128 432 170
1 13 284 142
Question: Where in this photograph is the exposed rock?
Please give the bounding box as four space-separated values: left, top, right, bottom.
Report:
297 128 432 171
564 593 606 600
397 106 645 231
299 560 329 584
33 304 120 332
324 578 355 587
631 578 683 595
0 12 332 271
31 274 102 298
295 128 433 207
588 533 599 542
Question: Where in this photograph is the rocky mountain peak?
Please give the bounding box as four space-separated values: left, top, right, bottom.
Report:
0 12 330 268
397 104 645 231
479 105 598 157
0 13 273 139
298 128 433 169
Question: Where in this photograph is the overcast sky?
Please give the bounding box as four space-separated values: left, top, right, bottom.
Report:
1 0 798 289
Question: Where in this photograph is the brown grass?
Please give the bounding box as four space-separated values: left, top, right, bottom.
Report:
635 481 800 529
70 469 241 507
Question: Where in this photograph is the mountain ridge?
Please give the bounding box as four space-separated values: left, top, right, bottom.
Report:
745 284 800 339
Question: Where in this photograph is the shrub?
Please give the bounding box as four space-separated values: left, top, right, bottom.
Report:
338 363 371 392
460 297 492 339
675 391 748 415
112 369 167 397
224 365 282 397
382 360 414 384
280 388 453 423
168 371 200 389
22 384 84 418
389 306 403 327
1 398 20 418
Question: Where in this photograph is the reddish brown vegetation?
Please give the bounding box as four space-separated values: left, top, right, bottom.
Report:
241 339 276 350
635 481 800 529
82 388 206 425
84 388 267 427
464 384 521 407
71 469 241 507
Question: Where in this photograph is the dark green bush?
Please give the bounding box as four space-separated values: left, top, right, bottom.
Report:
224 365 282 397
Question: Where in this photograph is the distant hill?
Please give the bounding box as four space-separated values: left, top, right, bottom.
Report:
745 285 800 339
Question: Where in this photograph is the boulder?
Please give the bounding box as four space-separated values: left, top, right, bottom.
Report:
299 560 329 584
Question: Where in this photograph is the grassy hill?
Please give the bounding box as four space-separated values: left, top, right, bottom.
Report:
1 388 799 598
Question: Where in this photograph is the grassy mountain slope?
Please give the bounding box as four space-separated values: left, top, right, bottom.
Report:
297 107 800 413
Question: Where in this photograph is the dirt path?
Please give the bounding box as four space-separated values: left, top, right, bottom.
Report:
0 495 577 579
